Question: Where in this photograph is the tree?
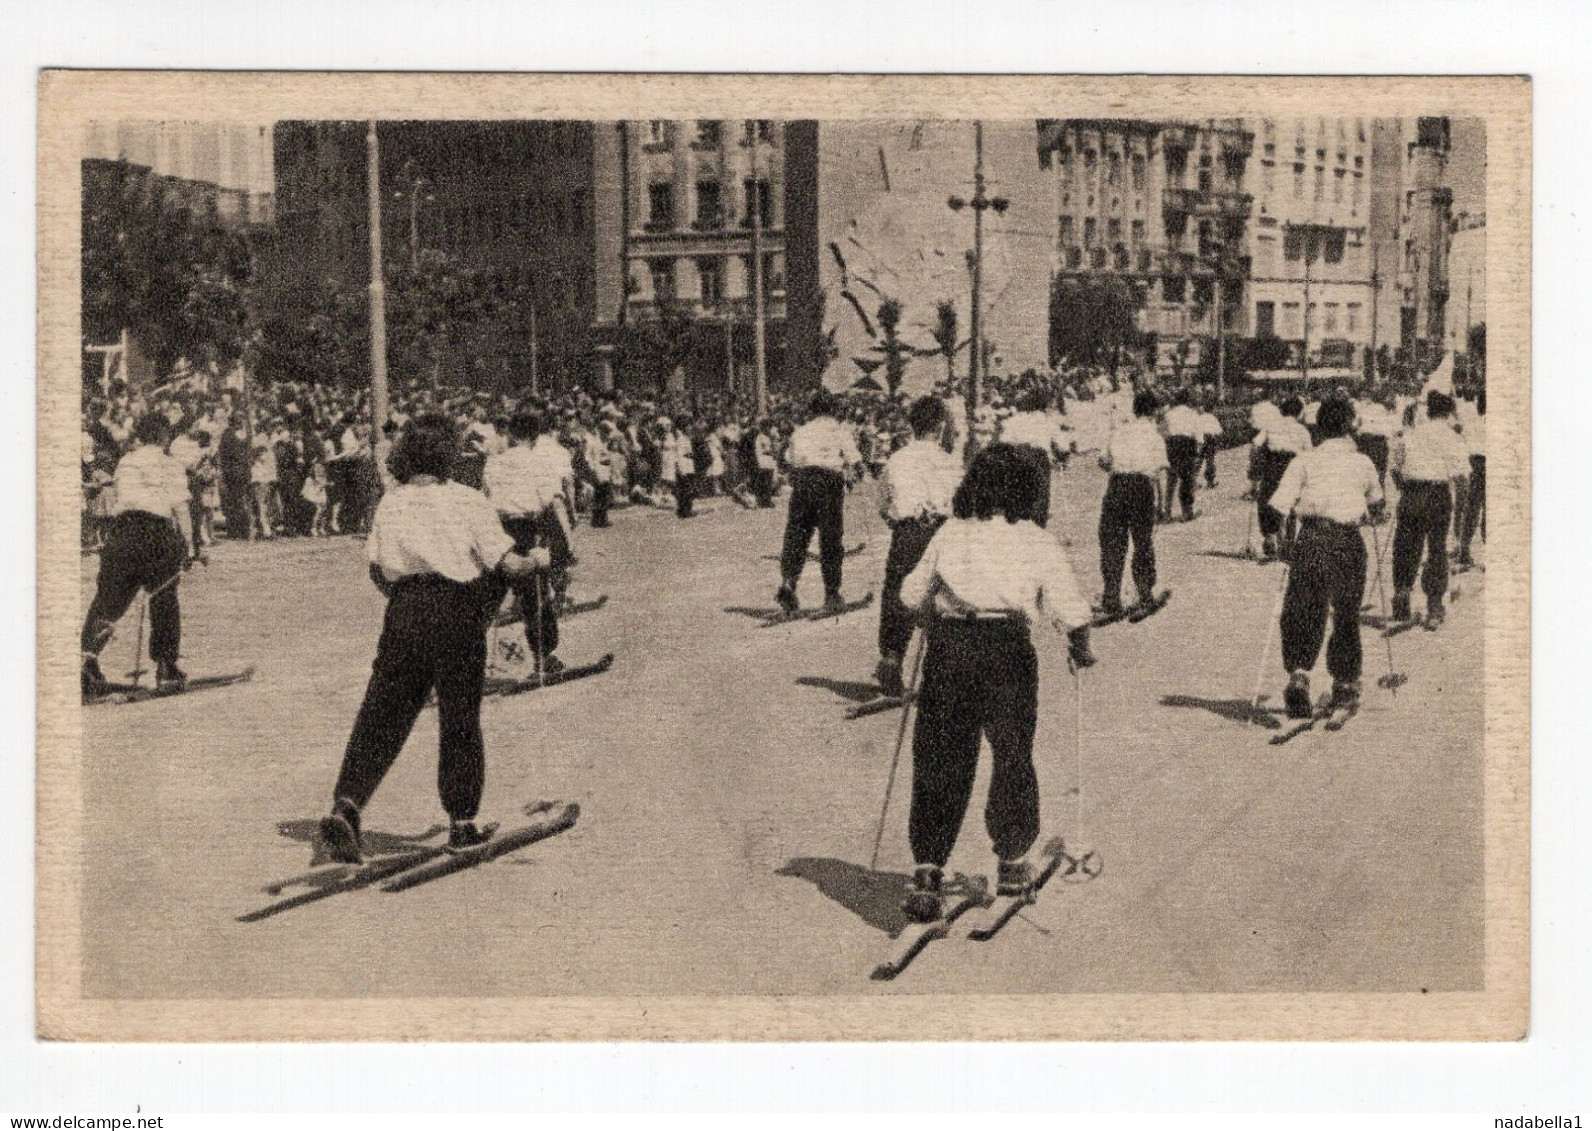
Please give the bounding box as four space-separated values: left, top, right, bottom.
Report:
82 159 254 379
930 299 960 387
1048 275 1147 370
875 298 908 395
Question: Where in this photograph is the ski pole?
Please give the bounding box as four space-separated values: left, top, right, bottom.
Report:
1367 519 1405 695
1247 561 1291 727
130 592 147 688
869 626 926 874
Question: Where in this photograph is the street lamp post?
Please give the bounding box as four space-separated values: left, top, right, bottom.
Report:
947 121 1009 466
365 121 389 453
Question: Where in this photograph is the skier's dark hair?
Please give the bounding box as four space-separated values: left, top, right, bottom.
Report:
953 442 1039 524
1280 396 1304 418
1173 386 1192 407
1316 396 1356 440
809 389 839 419
507 412 542 443
1017 388 1049 414
907 395 946 438
1132 390 1159 418
389 413 459 483
133 411 171 447
1426 390 1455 419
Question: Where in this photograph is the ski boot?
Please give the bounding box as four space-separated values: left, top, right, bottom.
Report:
1095 594 1123 620
875 652 904 699
319 800 364 865
775 583 800 617
1424 601 1446 632
534 653 566 679
81 654 109 699
1330 679 1361 711
823 590 847 615
1391 588 1413 624
1259 534 1278 563
447 819 500 853
155 659 187 691
996 858 1036 900
1284 670 1313 719
902 864 944 924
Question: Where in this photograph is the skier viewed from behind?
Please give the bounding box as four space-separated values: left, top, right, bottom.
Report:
896 442 1096 924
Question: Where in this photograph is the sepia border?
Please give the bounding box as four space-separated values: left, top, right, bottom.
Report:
35 71 1530 1042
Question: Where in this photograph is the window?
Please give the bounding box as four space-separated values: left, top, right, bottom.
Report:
697 258 723 306
1108 151 1121 186
1166 148 1186 180
1138 248 1153 272
695 180 722 228
1163 276 1186 303
743 178 771 228
1346 303 1362 334
1131 219 1144 245
647 182 673 229
1193 277 1214 306
1114 245 1130 270
646 120 669 146
694 120 722 148
1263 160 1275 196
1255 300 1275 338
1084 217 1097 245
1091 247 1107 269
1293 164 1304 198
1108 218 1122 242
754 119 775 143
649 258 675 304
1060 215 1075 245
1333 167 1344 203
1282 301 1301 338
1324 303 1339 334
1352 174 1363 213
1066 246 1083 269
1198 169 1213 193
1131 153 1146 190
1314 167 1324 201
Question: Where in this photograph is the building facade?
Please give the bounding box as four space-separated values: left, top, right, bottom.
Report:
1369 117 1455 368
83 121 276 227
1244 116 1376 373
1037 118 1255 370
586 119 790 394
270 120 600 390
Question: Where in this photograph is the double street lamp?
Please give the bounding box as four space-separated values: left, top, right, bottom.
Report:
947 121 1009 465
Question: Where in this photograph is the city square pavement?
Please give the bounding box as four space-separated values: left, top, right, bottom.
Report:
78 448 1483 998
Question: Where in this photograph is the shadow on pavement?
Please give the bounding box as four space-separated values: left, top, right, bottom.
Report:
1159 694 1284 729
723 604 784 620
777 857 911 937
796 675 882 705
273 819 446 872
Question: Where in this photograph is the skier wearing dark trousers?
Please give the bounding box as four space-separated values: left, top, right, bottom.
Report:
776 390 862 615
997 389 1067 528
875 396 962 697
484 412 573 671
1458 389 1486 566
1197 396 1223 489
751 422 777 508
1389 390 1472 629
320 414 554 865
897 443 1095 923
80 412 197 696
1354 388 1398 490
1266 397 1385 718
1253 396 1313 561
1162 388 1204 522
1096 390 1168 617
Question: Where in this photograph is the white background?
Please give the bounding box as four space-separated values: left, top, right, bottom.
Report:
2 0 1586 1115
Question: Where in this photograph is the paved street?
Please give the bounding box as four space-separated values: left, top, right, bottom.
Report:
79 448 1483 998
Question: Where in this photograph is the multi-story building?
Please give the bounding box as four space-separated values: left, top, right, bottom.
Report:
1037 118 1254 370
83 121 277 228
1447 210 1486 354
1245 116 1376 373
1369 117 1454 367
587 119 790 394
269 120 600 389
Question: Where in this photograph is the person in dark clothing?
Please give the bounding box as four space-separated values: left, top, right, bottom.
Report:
319 414 555 865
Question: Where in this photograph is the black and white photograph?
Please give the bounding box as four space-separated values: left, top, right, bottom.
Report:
34 72 1529 1043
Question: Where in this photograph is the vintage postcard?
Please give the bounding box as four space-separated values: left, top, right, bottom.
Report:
36 72 1529 1041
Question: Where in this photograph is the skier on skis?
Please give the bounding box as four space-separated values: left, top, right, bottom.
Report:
896 443 1096 923
775 389 863 616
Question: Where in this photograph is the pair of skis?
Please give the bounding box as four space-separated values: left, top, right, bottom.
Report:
483 653 615 697
1090 588 1173 629
759 592 876 628
237 800 579 922
870 844 1096 981
84 666 256 707
1267 696 1360 745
